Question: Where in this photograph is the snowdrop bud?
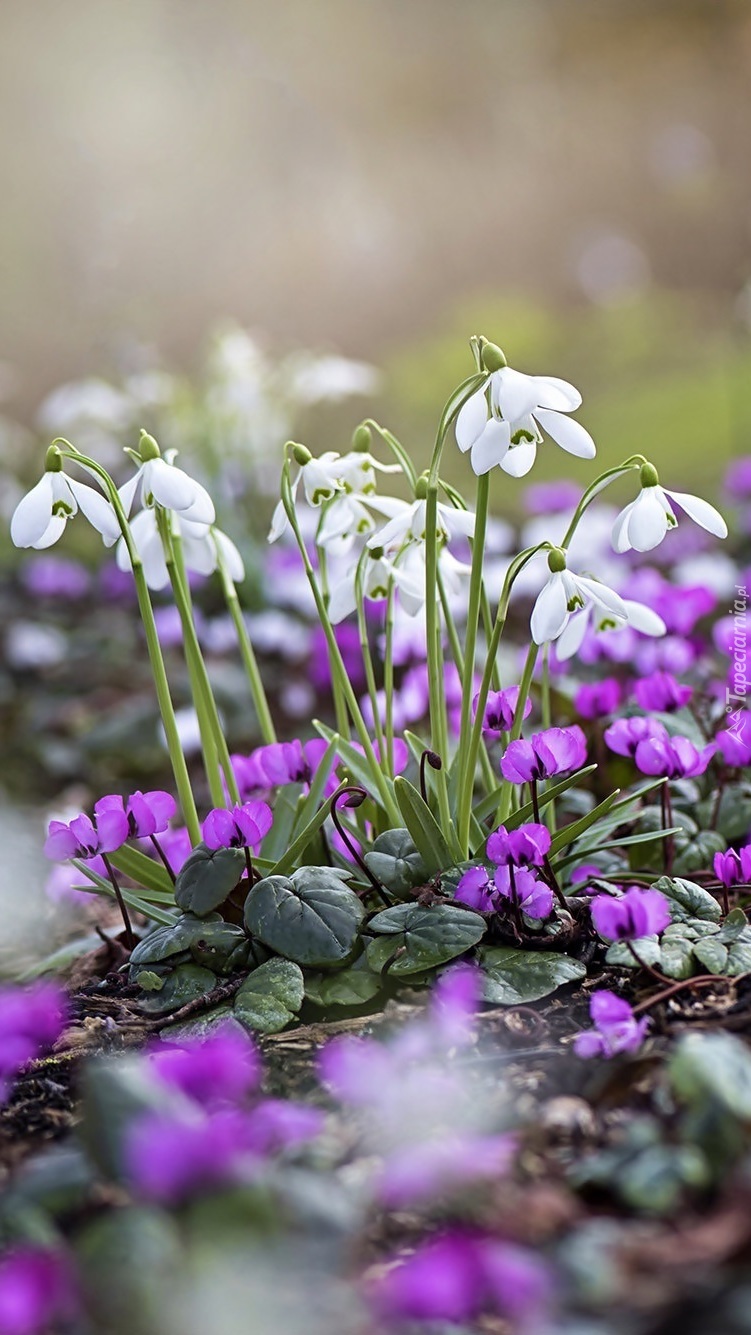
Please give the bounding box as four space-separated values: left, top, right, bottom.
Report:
639 462 660 487
352 424 372 453
414 474 429 500
291 442 312 466
44 444 63 473
547 547 567 573
481 342 507 373
138 430 161 460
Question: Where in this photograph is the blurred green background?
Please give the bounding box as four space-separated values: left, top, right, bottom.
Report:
1 0 750 492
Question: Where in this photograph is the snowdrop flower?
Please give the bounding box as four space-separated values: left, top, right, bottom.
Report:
269 440 400 542
556 594 666 662
455 343 595 477
11 446 120 549
530 549 628 649
119 432 215 525
116 509 244 591
316 491 404 554
612 464 727 553
368 496 475 552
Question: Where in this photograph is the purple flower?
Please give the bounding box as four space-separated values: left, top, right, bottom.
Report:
44 798 129 861
716 727 751 767
494 866 553 920
369 1231 552 1328
0 1247 76 1335
455 865 497 912
0 984 68 1103
430 964 480 1048
591 887 671 942
714 847 751 889
525 479 580 514
487 822 551 868
477 687 532 736
202 800 273 851
604 716 668 759
500 725 587 784
573 990 650 1059
633 671 692 713
240 1098 324 1156
724 456 751 496
21 555 91 600
378 1133 516 1208
95 790 177 840
575 678 622 720
147 1028 262 1107
634 734 716 779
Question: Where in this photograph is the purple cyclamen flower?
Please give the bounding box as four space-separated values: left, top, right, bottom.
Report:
0 984 68 1103
574 989 650 1058
524 478 580 515
378 1134 516 1208
21 554 91 600
430 964 480 1048
634 734 716 779
575 678 622 720
494 866 553 920
477 686 532 736
604 716 668 759
500 725 587 784
591 887 671 942
714 847 751 890
147 1028 262 1108
202 800 273 851
455 865 496 913
0 1247 77 1335
369 1231 553 1328
44 798 129 861
724 456 751 496
633 671 692 713
715 727 751 767
95 790 177 840
487 822 551 868
233 738 335 795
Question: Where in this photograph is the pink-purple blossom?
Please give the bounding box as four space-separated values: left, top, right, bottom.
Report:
634 734 716 779
487 822 551 867
494 866 554 920
44 801 129 861
147 1028 262 1107
202 800 273 850
591 887 671 942
477 686 531 736
500 725 587 784
714 847 751 890
0 1247 76 1335
604 716 668 759
0 984 68 1103
633 670 692 713
574 990 650 1058
575 677 622 719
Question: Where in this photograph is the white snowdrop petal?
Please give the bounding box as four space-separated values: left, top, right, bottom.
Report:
268 498 289 544
213 530 245 583
627 489 670 552
469 419 511 474
556 609 590 660
32 515 69 550
530 574 570 644
440 504 476 538
10 475 56 547
611 501 636 553
622 600 667 637
68 479 121 546
531 375 582 412
534 409 596 459
146 458 206 514
327 576 358 624
500 438 537 477
664 489 728 539
118 471 141 518
455 388 489 453
574 576 627 621
491 367 539 422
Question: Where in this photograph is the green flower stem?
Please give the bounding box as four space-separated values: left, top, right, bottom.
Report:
355 553 386 765
55 444 201 844
216 555 277 745
384 579 395 776
562 455 647 548
316 539 349 738
455 469 490 830
162 516 241 808
437 570 496 796
496 641 539 825
454 544 544 854
361 419 418 489
540 644 555 833
281 453 401 826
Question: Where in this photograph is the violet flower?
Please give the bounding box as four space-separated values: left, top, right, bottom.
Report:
716 727 751 767
232 739 335 795
0 983 68 1103
147 1028 263 1108
714 847 751 890
634 734 716 779
21 555 91 600
0 1247 76 1335
591 887 670 942
477 686 531 736
500 725 587 784
44 799 129 861
202 800 273 851
574 990 650 1058
575 677 622 719
487 822 551 868
633 670 692 713
96 789 177 839
455 865 497 913
369 1231 553 1329
604 716 668 759
494 866 553 920
378 1134 516 1208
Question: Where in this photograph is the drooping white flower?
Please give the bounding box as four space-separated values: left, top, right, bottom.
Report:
556 596 666 661
119 437 215 525
116 509 244 591
531 554 628 648
612 476 727 553
316 493 406 554
268 446 401 542
456 360 595 478
10 458 120 549
367 498 475 553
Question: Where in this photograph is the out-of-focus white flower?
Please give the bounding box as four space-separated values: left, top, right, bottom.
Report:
10 462 120 549
36 379 134 436
119 440 215 526
116 509 244 591
5 621 67 669
531 555 627 648
456 364 594 477
287 354 380 403
612 478 727 553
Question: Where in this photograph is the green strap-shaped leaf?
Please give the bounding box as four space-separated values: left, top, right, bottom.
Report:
394 777 454 875
107 844 176 898
549 788 622 858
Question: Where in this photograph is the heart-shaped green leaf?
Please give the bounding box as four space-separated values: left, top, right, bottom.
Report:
138 964 217 1015
366 903 485 976
234 959 304 1034
244 868 364 968
174 843 245 917
304 959 381 1008
478 946 586 1004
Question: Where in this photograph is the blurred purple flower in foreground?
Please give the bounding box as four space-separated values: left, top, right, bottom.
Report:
147 1028 262 1108
0 1247 76 1335
574 990 650 1059
575 677 622 720
0 984 67 1103
591 887 670 942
